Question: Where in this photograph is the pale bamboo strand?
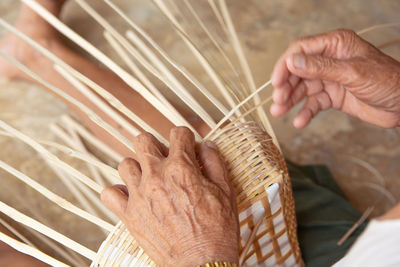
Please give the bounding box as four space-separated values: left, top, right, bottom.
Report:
0 217 34 246
65 174 119 224
23 227 86 267
102 31 183 129
218 0 280 151
102 32 203 141
40 135 120 183
9 193 87 266
73 0 215 131
0 232 70 267
357 22 400 35
0 201 96 260
0 130 101 218
102 31 204 140
0 50 134 153
6 199 87 267
76 0 195 134
55 122 106 187
61 115 123 162
54 65 142 139
124 29 217 128
45 158 102 223
0 160 114 232
207 0 229 34
54 64 171 145
104 0 230 116
182 0 243 86
0 18 168 144
55 64 170 145
0 119 103 193
151 0 239 111
22 0 179 134
205 80 272 139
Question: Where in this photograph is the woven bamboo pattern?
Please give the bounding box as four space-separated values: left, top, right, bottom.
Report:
93 121 302 266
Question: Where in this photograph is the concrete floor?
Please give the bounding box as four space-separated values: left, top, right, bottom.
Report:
0 0 399 264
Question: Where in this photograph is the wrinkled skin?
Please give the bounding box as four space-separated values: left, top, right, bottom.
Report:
271 29 400 129
101 127 239 267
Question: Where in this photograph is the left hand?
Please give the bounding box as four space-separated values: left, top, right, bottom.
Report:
101 127 239 267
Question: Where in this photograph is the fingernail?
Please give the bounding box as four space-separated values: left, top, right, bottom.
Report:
292 53 306 69
204 141 216 149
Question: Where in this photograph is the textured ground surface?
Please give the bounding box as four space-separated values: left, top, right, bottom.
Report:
0 0 399 264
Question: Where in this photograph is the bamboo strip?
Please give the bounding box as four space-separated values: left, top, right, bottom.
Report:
54 64 167 146
0 129 101 220
0 232 70 267
0 119 103 193
0 201 96 260
61 115 123 162
357 22 400 35
0 217 34 246
205 80 272 139
22 0 182 136
124 29 216 129
5 199 87 267
54 65 142 140
52 123 106 187
45 157 102 223
0 18 134 151
102 31 201 140
151 0 239 111
0 50 134 153
56 62 171 145
239 215 264 265
75 0 196 135
0 160 114 232
218 0 280 150
182 0 243 87
104 0 230 117
24 227 86 267
40 135 120 183
73 0 215 131
207 0 229 34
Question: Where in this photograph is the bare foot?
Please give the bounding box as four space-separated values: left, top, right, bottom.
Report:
0 1 65 80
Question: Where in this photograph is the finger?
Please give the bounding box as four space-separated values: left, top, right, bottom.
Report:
270 81 307 117
293 92 332 128
199 141 231 196
271 29 359 89
118 158 142 191
271 31 335 89
101 185 129 219
133 132 166 166
272 74 300 105
169 127 196 163
287 53 354 84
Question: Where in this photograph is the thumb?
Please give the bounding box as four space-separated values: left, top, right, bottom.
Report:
199 141 231 195
287 53 350 83
101 185 129 219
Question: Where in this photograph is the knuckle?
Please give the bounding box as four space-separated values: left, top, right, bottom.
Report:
134 132 156 145
118 158 133 171
171 126 193 138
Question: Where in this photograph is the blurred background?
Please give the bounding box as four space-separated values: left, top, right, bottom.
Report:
0 0 399 262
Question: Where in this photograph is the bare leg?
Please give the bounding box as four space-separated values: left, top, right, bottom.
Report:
0 0 209 158
0 224 48 267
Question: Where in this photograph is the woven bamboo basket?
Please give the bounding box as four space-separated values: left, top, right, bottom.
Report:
0 0 393 265
92 121 302 267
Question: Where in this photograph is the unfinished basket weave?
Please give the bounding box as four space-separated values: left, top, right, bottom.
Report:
93 121 302 267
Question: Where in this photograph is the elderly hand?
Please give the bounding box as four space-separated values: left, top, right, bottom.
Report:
101 127 239 267
271 29 400 128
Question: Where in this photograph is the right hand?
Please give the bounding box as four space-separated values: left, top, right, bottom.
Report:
270 29 400 129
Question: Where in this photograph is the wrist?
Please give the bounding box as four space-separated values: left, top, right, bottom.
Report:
172 238 239 267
